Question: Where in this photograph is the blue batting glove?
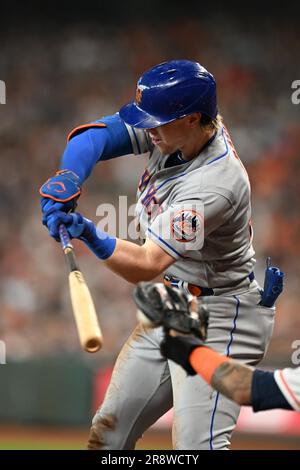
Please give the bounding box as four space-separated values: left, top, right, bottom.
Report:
45 211 86 241
40 199 69 226
45 211 116 260
40 170 82 224
40 169 81 202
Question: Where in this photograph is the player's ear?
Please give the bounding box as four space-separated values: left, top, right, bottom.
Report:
187 113 201 128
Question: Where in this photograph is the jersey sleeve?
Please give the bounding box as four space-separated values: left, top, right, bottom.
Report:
274 367 300 411
145 192 234 259
175 189 235 237
123 122 153 155
251 369 293 412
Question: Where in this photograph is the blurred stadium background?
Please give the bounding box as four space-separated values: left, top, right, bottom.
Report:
0 0 300 449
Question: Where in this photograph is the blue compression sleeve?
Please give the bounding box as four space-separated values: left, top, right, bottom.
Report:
78 217 116 260
60 114 133 184
251 369 292 411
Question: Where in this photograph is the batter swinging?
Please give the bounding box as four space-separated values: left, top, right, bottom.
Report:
40 60 275 449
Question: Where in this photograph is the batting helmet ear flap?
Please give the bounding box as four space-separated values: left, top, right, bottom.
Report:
119 60 218 129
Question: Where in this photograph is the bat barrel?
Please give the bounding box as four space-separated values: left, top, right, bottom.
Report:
69 270 103 353
59 224 103 353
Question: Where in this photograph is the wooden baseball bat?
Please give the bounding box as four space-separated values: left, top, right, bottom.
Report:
59 224 103 353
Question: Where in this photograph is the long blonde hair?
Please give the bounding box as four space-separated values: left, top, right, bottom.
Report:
200 113 223 131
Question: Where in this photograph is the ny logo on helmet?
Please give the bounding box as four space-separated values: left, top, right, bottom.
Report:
135 86 143 105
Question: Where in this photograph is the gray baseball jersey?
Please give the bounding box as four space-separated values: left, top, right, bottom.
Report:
275 367 300 411
127 123 255 288
90 122 275 450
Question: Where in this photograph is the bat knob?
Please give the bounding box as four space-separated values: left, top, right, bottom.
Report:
85 338 102 353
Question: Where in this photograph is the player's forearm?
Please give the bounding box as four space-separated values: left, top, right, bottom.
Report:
47 215 173 283
105 238 171 284
211 361 253 405
218 366 294 411
189 347 253 405
190 348 293 410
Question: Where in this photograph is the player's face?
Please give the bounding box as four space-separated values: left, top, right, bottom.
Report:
147 116 195 156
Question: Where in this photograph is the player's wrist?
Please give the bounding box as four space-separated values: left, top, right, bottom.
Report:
160 335 201 375
39 169 82 203
80 219 116 260
56 168 82 184
189 346 230 385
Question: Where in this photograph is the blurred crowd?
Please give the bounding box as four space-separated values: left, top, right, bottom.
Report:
0 15 300 365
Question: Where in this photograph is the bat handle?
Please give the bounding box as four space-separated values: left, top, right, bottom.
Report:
59 224 78 272
59 224 73 251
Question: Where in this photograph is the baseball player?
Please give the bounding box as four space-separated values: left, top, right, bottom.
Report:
134 282 298 414
40 60 275 450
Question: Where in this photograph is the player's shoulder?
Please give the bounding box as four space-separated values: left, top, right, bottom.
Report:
203 126 249 184
179 126 249 204
206 126 242 168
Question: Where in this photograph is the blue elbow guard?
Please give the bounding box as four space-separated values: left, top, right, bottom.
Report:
259 257 284 308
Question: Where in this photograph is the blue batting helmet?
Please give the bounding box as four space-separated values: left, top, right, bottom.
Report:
119 60 217 129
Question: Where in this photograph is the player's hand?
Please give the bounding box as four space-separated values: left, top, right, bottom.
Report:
44 210 116 260
133 282 209 339
132 282 209 375
39 169 82 224
44 211 95 242
160 334 203 375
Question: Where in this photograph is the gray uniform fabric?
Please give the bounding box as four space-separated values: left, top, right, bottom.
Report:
91 123 275 450
133 125 255 287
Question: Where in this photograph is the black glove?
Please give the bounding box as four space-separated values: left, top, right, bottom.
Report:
133 282 209 375
160 335 204 375
133 282 209 339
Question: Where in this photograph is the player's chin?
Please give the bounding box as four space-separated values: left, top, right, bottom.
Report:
155 142 172 155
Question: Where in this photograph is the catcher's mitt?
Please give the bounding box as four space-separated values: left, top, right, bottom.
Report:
133 282 209 341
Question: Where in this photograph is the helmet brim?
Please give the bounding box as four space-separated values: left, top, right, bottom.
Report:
119 102 174 129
